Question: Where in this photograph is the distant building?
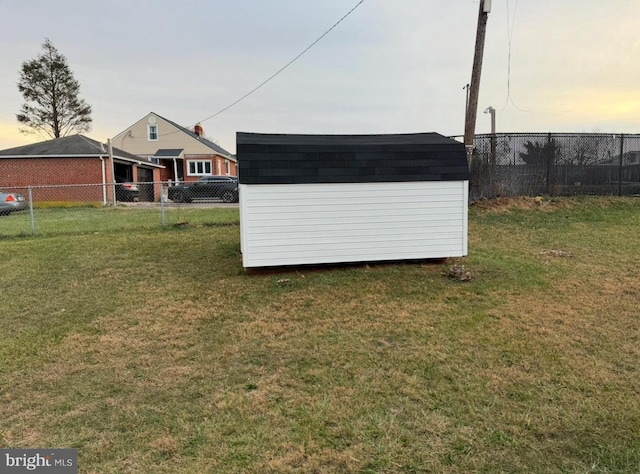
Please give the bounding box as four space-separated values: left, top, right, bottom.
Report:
607 151 640 165
112 112 236 184
0 134 163 202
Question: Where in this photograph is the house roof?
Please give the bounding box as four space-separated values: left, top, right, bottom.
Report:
237 132 470 185
153 148 184 158
0 134 163 168
149 112 236 161
239 132 463 146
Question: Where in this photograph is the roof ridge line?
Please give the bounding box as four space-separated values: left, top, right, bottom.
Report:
77 134 108 153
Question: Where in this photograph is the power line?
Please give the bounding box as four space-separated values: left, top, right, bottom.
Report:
153 0 366 139
501 0 527 112
199 0 366 124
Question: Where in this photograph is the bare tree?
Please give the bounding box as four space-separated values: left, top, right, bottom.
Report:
17 38 92 138
560 134 617 165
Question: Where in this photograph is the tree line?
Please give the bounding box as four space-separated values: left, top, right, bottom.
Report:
476 134 624 167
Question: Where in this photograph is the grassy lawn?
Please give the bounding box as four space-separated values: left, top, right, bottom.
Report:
0 205 239 238
0 196 639 473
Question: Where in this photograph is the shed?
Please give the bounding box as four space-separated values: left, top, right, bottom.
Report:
237 132 470 268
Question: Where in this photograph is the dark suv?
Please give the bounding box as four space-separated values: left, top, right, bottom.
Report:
167 176 239 203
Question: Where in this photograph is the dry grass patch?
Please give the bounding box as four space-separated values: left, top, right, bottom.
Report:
1 199 640 472
470 195 570 213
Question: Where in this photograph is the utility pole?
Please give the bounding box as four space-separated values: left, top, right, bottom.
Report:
463 83 470 130
464 0 491 164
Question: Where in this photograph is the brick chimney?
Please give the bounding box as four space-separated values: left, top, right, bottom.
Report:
194 123 203 137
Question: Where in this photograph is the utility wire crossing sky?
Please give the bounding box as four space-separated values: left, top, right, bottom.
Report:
0 0 638 152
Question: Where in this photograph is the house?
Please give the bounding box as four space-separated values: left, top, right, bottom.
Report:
602 150 640 166
237 132 470 268
0 134 163 203
112 112 237 184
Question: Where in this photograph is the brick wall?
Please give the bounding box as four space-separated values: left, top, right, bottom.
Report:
0 157 104 201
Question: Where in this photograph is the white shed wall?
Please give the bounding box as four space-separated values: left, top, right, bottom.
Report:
240 181 469 268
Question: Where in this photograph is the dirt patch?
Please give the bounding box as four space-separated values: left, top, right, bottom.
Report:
442 264 474 282
537 249 572 258
470 196 572 214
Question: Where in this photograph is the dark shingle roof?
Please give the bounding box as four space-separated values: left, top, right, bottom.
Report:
0 134 162 168
237 132 470 185
154 148 184 158
0 134 106 156
238 133 462 146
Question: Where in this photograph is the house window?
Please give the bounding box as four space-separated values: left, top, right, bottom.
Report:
188 160 212 176
148 124 158 141
225 160 231 175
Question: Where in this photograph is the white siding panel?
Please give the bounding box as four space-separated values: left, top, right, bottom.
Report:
240 181 468 267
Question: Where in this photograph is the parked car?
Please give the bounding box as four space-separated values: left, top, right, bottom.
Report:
168 176 239 203
0 190 27 215
115 182 139 202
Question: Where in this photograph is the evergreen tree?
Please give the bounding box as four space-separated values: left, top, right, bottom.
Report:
17 38 92 138
518 139 561 166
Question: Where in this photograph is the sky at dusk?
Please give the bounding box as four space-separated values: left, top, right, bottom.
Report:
0 0 638 154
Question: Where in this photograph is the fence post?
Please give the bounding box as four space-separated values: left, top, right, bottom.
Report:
619 134 624 196
546 133 552 195
160 182 166 227
28 186 36 235
108 139 117 206
490 132 497 198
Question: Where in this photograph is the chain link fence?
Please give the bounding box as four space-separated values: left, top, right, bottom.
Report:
0 182 239 238
459 133 640 200
3 134 640 237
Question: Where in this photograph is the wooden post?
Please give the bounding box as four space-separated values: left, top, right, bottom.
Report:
464 0 490 165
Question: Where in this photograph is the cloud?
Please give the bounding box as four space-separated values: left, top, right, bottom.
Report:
1 0 639 151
